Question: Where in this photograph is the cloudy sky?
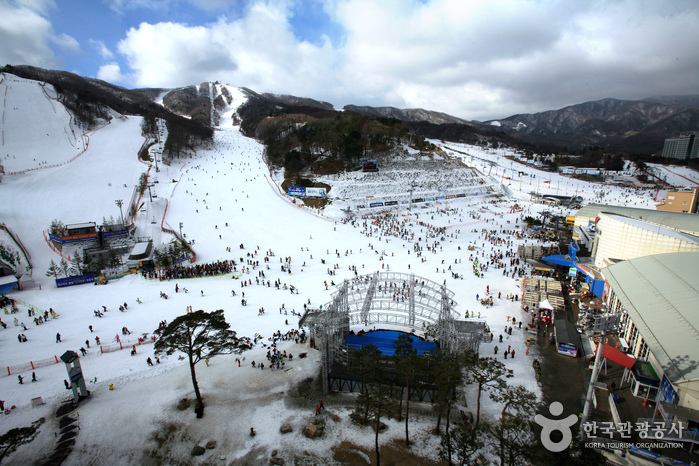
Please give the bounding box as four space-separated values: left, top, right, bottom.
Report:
1 0 698 121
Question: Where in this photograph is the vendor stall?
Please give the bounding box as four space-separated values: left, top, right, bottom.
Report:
538 298 554 325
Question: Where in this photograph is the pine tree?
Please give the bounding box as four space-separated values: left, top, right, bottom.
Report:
0 417 45 463
348 344 383 424
392 333 420 446
467 356 513 429
70 254 83 276
489 385 538 465
431 349 471 464
0 242 17 267
59 258 69 277
96 255 106 274
440 421 486 466
49 219 66 236
45 259 61 279
364 382 400 466
82 254 94 274
154 310 249 416
109 251 120 268
172 240 182 261
431 349 469 435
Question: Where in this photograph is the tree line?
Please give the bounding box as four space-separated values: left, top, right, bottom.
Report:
236 95 437 177
346 335 603 465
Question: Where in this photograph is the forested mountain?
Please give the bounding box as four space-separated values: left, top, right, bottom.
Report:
4 64 698 160
482 97 699 154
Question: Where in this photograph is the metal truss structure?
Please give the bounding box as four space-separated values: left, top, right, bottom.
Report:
300 271 486 395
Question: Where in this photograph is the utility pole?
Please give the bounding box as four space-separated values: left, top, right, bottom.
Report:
179 222 183 239
115 199 124 226
580 333 606 436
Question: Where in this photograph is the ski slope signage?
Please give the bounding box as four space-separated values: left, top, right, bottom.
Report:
305 187 327 198
56 274 95 288
287 187 326 197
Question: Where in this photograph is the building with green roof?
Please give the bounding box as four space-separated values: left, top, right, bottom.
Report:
602 252 699 414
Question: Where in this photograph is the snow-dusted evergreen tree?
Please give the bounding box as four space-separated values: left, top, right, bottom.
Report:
109 251 121 268
70 254 84 276
0 242 17 267
59 258 69 277
49 219 66 237
45 260 61 279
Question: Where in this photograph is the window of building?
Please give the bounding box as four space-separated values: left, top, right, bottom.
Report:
629 325 638 349
639 341 649 360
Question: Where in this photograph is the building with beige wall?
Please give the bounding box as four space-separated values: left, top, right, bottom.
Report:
574 204 699 237
573 204 699 251
657 188 699 214
592 212 699 268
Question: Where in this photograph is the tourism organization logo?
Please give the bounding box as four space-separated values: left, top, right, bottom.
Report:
534 401 578 452
534 401 686 453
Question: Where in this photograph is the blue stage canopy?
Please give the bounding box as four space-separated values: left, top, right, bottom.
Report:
345 331 437 356
541 255 574 267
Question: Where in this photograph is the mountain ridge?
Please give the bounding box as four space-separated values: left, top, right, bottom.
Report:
482 97 699 154
3 64 698 155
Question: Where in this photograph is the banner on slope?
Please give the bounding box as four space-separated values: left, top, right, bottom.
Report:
56 274 95 288
288 187 305 196
305 187 327 198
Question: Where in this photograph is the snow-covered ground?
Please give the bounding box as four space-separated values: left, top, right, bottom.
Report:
0 74 693 464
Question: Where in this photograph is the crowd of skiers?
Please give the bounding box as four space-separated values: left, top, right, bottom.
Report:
144 259 236 280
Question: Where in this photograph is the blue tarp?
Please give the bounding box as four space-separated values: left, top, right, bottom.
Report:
345 331 437 356
541 255 574 267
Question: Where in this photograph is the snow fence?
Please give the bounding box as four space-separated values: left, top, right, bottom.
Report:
98 335 157 354
2 336 157 376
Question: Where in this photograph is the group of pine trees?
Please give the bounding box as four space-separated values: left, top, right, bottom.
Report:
45 252 111 279
238 99 437 178
152 240 190 267
0 242 21 268
345 335 578 465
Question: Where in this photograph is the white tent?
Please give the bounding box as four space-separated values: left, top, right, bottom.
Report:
538 298 554 310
